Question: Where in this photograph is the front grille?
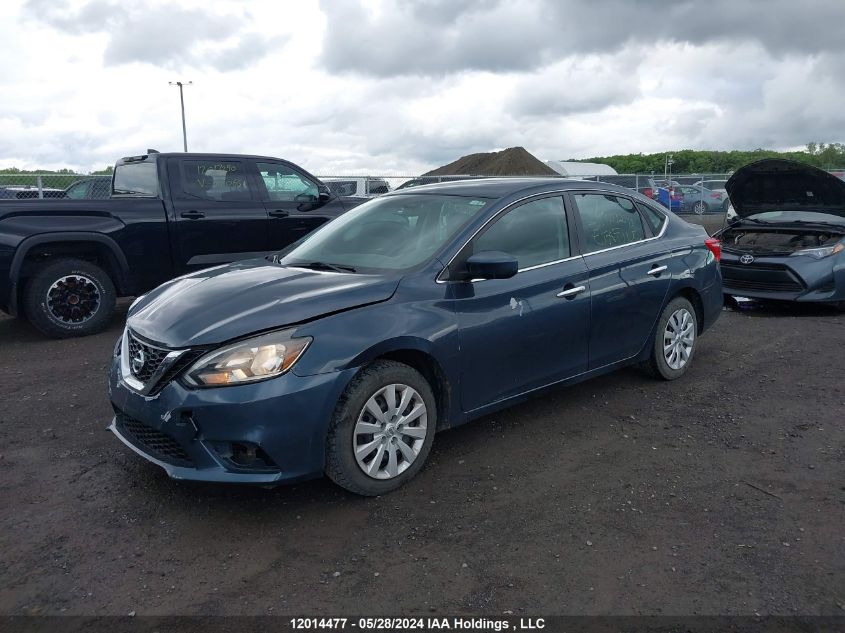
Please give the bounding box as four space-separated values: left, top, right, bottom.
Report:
115 411 193 467
127 331 170 383
721 262 804 293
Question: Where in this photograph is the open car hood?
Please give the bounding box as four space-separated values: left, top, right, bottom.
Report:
726 159 845 220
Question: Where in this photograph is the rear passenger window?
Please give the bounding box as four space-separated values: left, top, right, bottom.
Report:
473 196 569 269
636 202 667 235
182 160 251 201
574 194 646 253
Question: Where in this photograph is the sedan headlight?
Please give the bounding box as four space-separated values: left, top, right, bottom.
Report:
183 329 311 387
790 242 844 259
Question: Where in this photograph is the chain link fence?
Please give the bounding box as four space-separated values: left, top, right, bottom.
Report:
314 173 736 215
4 170 845 216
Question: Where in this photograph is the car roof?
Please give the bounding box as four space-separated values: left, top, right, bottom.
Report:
383 176 636 199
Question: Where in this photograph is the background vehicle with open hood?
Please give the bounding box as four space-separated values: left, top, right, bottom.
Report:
714 159 845 309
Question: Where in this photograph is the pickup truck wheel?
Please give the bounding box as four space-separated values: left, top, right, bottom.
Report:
326 360 436 496
23 258 116 338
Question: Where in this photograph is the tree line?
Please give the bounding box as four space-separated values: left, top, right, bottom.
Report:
572 143 845 174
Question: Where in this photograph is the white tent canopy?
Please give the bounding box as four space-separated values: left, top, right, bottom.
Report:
545 160 617 177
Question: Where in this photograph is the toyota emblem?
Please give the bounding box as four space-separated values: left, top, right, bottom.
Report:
131 347 146 374
740 254 754 265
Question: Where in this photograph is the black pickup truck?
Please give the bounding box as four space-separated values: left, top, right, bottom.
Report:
0 151 363 338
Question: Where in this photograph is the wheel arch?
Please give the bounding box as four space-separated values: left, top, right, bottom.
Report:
671 284 705 335
346 338 454 430
11 233 131 296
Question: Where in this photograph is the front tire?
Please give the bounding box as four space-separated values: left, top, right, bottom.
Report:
326 360 436 496
643 297 698 380
22 258 116 338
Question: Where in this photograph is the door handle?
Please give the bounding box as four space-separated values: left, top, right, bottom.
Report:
647 265 668 276
557 285 586 299
180 210 205 219
269 209 289 218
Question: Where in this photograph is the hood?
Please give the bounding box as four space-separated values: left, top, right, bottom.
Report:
726 159 845 220
127 260 400 348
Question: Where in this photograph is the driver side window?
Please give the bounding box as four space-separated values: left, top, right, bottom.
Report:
256 162 318 202
472 196 569 270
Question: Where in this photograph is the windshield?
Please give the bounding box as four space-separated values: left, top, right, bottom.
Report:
746 210 845 224
278 194 490 273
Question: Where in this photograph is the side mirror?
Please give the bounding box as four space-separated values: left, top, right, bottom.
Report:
317 184 331 200
465 251 518 280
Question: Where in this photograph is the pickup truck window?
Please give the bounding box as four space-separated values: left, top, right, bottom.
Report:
326 180 358 197
182 160 252 201
113 162 158 196
257 162 318 202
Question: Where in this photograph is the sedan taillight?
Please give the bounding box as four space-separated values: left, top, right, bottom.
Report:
705 237 721 261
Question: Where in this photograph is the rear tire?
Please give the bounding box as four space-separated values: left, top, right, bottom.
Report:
326 360 436 496
642 297 698 380
22 258 116 338
692 201 706 215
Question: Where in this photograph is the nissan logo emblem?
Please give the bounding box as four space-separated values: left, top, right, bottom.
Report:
131 347 146 374
740 254 754 265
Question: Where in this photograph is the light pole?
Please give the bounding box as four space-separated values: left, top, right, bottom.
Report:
168 81 192 152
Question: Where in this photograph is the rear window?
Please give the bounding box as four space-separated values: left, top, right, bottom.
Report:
326 180 359 197
113 162 158 196
637 202 667 235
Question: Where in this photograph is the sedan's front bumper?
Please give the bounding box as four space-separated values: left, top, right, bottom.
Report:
108 356 356 484
720 250 845 303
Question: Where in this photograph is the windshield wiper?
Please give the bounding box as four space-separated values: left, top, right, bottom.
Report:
288 261 357 273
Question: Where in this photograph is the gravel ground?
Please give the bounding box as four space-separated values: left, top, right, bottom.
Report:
1 218 843 616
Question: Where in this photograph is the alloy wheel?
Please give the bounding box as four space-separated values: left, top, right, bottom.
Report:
663 308 695 370
45 275 101 324
353 383 428 480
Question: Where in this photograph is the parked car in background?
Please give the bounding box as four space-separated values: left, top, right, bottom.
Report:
64 176 111 199
0 151 364 338
695 179 729 207
656 186 684 211
697 179 728 191
675 184 725 214
108 177 723 495
322 177 391 198
714 159 845 309
0 185 66 199
674 176 705 185
587 175 661 200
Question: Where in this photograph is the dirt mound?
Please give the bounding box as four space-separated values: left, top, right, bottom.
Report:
423 147 558 177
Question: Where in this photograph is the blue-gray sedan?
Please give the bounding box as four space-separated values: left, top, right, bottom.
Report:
109 178 723 495
715 159 845 308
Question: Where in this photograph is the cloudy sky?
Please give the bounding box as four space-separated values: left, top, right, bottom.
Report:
2 0 844 174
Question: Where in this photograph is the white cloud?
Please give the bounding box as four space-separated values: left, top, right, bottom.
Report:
0 0 843 173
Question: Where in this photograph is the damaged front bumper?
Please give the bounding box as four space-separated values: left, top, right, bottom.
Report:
107 355 356 484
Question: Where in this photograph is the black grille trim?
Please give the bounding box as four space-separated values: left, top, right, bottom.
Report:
127 331 171 383
720 263 805 294
115 411 193 467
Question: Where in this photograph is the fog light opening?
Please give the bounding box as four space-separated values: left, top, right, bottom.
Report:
226 442 277 470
